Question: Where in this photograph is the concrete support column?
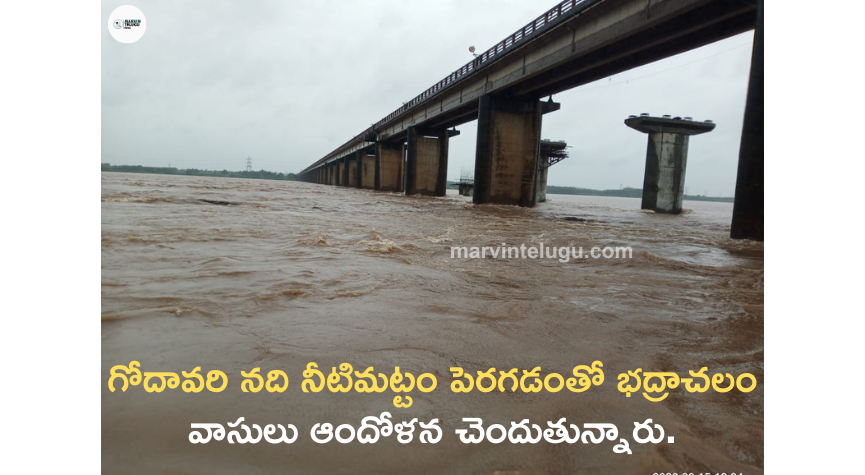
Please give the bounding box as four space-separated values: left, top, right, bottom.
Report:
535 163 549 203
406 127 457 196
399 144 406 193
473 95 557 207
642 132 688 213
375 142 404 192
349 155 358 187
361 152 375 189
625 115 715 214
731 0 763 241
342 156 350 187
353 151 362 188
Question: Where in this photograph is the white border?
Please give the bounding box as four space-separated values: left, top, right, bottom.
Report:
1 1 100 472
1 0 862 472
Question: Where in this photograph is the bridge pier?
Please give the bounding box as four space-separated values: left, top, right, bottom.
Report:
405 127 457 196
344 155 355 187
535 165 548 203
338 159 345 186
375 142 404 192
352 151 361 188
473 95 559 207
361 152 375 189
625 115 715 214
731 0 763 241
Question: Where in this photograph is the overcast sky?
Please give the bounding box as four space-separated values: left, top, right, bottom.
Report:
102 0 754 196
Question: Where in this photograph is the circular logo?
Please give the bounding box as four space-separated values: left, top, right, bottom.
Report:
108 5 146 43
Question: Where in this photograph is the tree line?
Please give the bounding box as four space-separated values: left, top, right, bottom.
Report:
545 185 733 202
101 164 297 181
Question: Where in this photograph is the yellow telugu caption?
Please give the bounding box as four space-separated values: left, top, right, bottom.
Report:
109 361 757 408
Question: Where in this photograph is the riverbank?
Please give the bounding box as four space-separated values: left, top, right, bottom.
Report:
101 163 297 181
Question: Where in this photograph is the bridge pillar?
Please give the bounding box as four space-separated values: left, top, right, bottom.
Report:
361 152 375 189
353 151 363 188
344 154 356 187
473 95 558 207
535 164 548 203
731 0 763 241
343 155 353 187
400 144 406 192
337 159 345 186
406 127 457 196
375 142 404 192
625 115 715 214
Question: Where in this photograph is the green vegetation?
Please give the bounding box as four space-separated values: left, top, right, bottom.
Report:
101 163 297 181
547 185 642 198
547 185 733 203
447 182 732 202
546 185 733 203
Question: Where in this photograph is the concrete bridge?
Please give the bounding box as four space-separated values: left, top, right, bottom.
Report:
298 0 763 240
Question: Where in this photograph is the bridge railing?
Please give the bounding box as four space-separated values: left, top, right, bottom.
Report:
372 0 594 130
306 0 598 171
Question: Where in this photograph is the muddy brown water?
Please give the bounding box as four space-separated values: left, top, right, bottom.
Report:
101 172 763 474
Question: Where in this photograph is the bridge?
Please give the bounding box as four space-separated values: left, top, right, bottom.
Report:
297 0 763 241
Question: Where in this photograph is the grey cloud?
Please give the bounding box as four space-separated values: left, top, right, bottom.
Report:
103 0 753 195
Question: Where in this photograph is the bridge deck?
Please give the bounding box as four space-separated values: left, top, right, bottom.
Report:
301 0 755 174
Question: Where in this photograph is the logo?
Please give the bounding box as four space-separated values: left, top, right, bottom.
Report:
108 6 146 44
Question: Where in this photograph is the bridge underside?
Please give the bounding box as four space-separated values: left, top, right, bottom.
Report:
299 0 762 240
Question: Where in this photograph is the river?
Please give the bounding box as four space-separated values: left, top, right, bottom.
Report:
102 172 763 474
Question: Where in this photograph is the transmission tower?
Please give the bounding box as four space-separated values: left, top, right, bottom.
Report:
245 156 252 172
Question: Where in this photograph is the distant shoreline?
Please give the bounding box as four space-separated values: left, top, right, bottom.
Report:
544 185 734 203
102 164 733 203
101 163 297 181
445 182 733 203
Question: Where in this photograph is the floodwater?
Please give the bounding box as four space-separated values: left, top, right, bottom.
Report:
101 172 763 474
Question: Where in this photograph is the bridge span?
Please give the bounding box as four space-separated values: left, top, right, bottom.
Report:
298 0 763 241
